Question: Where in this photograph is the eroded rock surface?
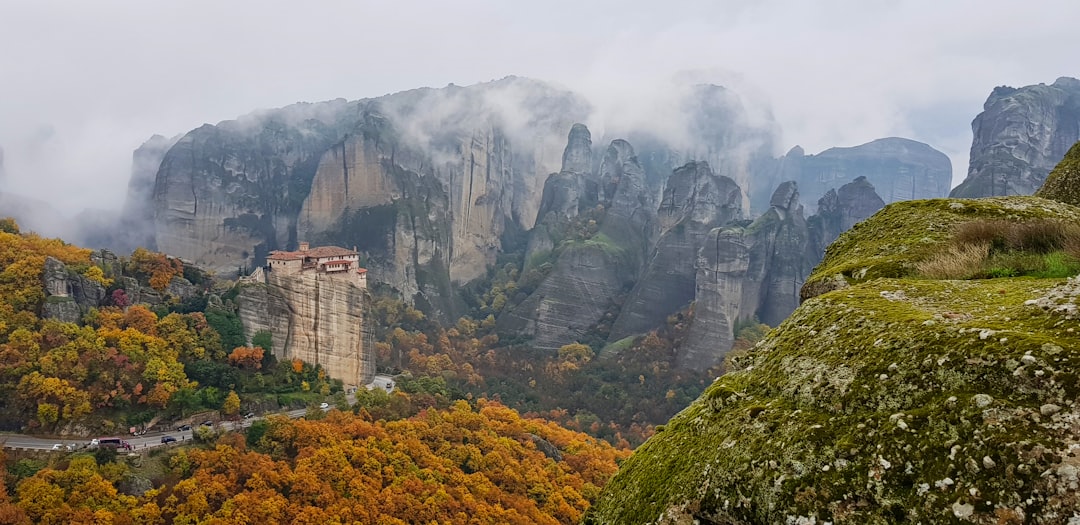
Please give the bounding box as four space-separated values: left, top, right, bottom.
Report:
237 270 374 388
952 77 1080 198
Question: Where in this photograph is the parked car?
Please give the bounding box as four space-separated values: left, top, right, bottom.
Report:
161 436 177 444
243 412 255 419
201 420 213 427
319 402 329 409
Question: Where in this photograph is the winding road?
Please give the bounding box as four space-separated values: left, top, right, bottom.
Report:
0 375 397 453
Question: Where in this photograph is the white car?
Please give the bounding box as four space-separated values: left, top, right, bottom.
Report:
319 402 329 409
51 443 71 451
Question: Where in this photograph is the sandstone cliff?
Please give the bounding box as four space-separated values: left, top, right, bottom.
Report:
778 137 951 211
952 77 1080 198
587 193 1080 524
237 269 374 388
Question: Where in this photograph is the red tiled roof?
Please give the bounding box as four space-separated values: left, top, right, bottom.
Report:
304 246 358 258
267 245 357 261
356 268 368 274
267 251 303 261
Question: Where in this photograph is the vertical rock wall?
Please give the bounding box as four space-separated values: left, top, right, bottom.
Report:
238 270 374 388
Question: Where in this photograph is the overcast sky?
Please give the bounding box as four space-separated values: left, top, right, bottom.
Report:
1 0 1078 212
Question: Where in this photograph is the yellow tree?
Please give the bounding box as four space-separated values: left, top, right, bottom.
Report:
222 390 241 418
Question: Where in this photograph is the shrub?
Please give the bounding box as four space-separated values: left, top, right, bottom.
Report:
916 243 989 279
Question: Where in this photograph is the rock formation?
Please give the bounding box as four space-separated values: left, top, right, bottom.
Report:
586 193 1080 524
41 256 107 323
151 77 587 319
679 181 814 369
807 175 887 258
608 161 741 342
237 245 374 388
952 77 1080 198
497 125 627 350
777 137 951 212
1035 140 1080 206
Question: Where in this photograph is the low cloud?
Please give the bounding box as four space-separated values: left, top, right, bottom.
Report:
1 0 1077 232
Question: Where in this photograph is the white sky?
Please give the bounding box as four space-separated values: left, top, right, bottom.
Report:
1 0 1078 212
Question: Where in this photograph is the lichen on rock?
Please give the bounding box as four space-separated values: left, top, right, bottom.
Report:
1035 141 1080 207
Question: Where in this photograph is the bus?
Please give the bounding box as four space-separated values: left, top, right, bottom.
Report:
89 437 132 450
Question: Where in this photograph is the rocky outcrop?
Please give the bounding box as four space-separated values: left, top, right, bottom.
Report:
778 138 951 211
498 126 623 349
41 256 106 323
523 124 598 264
808 175 886 258
952 77 1080 198
237 269 374 388
678 181 813 369
608 162 741 342
586 195 1080 525
1035 140 1080 206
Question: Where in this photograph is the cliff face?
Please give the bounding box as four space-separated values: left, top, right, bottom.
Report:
151 78 586 318
608 161 741 342
778 137 951 212
237 269 374 388
153 100 352 273
679 181 814 369
952 77 1080 198
586 194 1080 525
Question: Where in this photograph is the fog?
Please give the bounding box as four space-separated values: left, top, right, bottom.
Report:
1 0 1078 217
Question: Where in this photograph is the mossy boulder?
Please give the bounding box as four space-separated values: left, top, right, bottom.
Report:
1036 141 1080 207
801 196 1080 301
585 196 1080 524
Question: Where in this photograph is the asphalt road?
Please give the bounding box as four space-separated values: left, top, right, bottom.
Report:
0 375 395 453
0 407 310 452
0 374 395 453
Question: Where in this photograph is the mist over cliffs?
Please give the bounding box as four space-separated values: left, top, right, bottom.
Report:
106 75 956 364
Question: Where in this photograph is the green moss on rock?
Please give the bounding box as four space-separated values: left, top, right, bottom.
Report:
1035 141 1080 207
802 196 1080 302
587 196 1080 525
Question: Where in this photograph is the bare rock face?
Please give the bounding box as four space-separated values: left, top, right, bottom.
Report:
609 161 741 342
808 175 886 258
237 270 374 388
154 101 350 274
679 181 813 369
498 242 631 350
152 78 586 317
778 138 951 211
41 256 106 323
952 77 1080 198
678 228 749 369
